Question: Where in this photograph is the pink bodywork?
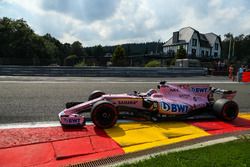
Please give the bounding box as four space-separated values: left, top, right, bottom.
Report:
59 83 236 125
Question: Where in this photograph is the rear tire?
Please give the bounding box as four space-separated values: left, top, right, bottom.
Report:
213 99 239 121
91 101 117 129
88 90 105 101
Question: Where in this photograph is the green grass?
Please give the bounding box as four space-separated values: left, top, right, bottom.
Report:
74 61 86 67
119 139 250 167
144 60 161 67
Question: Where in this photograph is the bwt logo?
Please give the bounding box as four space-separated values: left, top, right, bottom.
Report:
191 87 208 93
161 102 188 113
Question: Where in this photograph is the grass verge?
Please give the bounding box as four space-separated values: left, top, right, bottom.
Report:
119 138 250 167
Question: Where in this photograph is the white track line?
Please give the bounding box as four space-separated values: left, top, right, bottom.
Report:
0 120 137 129
0 121 93 129
0 81 238 84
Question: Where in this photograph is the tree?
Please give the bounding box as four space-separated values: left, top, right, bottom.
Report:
0 17 35 65
222 32 250 64
42 33 66 65
244 35 250 40
175 46 187 59
64 54 78 66
92 45 105 66
41 38 58 65
71 41 86 57
224 33 234 41
0 17 64 65
112 45 127 66
235 34 244 41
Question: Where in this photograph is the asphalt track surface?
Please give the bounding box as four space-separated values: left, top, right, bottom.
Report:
0 76 249 124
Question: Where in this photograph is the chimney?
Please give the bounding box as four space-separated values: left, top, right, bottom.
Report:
173 31 179 43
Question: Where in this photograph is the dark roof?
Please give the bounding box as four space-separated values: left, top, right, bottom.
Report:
163 37 187 46
199 34 211 48
205 33 220 46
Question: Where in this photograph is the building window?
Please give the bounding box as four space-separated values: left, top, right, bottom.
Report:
214 52 218 57
192 49 196 56
205 51 209 56
167 50 175 57
192 39 197 46
201 50 204 56
215 43 218 50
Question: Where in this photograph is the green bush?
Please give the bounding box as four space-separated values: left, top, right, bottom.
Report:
175 45 187 59
64 55 78 66
170 58 176 66
74 61 86 67
112 45 128 66
145 60 161 67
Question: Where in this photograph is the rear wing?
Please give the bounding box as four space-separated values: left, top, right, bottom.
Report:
211 87 237 100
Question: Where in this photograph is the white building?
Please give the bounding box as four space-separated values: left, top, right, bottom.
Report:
163 27 221 59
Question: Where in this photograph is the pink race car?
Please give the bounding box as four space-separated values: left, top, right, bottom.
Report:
59 81 239 129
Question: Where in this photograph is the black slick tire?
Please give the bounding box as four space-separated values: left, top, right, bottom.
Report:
88 90 105 101
91 101 117 129
65 102 83 109
213 99 239 121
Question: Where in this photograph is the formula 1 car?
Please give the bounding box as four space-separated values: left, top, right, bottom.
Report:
58 81 239 129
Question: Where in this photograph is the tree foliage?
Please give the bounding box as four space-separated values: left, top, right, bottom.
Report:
175 46 187 59
224 33 234 41
2 17 250 66
221 33 250 64
0 17 164 66
0 17 86 66
64 54 78 66
92 45 105 66
112 45 127 66
71 41 86 58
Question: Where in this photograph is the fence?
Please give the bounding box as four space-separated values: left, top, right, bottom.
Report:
0 66 208 77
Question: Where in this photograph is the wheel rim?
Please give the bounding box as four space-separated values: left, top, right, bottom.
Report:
223 103 238 120
93 104 116 128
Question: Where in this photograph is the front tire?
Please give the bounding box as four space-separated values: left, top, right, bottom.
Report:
91 101 118 129
213 99 239 121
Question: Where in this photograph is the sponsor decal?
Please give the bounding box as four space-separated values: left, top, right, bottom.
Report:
161 102 188 113
191 87 209 93
179 84 190 89
170 88 179 92
196 103 206 108
63 118 80 123
152 94 163 98
179 94 190 98
118 100 138 105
